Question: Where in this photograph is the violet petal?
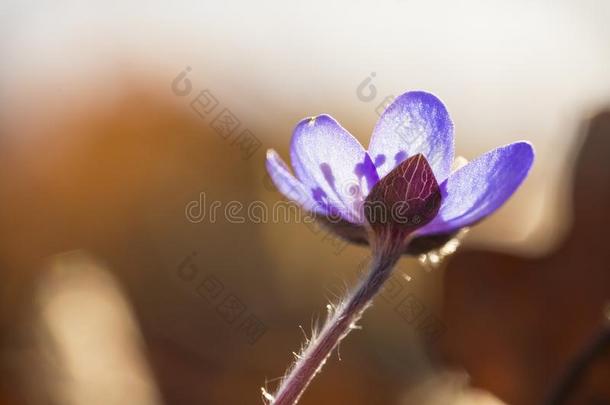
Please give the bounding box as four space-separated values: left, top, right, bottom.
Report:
290 114 379 223
418 141 535 235
368 91 454 181
266 149 327 215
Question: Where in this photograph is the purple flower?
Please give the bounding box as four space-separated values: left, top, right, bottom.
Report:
266 91 534 254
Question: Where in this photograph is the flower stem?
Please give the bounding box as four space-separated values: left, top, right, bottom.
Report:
270 248 402 405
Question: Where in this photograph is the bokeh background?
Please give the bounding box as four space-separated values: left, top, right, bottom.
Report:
1 1 609 404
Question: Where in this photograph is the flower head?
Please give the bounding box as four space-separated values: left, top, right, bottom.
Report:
266 91 534 254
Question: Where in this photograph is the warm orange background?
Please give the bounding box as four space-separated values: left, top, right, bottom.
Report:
1 2 610 404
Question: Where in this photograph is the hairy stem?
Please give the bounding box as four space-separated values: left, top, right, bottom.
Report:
269 244 402 405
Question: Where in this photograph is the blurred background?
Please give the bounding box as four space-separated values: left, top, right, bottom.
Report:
1 0 609 404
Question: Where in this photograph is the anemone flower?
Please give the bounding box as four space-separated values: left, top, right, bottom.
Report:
264 91 534 405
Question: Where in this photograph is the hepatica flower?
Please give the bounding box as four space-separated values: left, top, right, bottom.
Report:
263 91 534 405
267 91 534 255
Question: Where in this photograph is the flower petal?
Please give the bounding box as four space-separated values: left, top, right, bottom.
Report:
290 114 379 223
368 91 454 181
265 149 327 215
418 141 535 235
